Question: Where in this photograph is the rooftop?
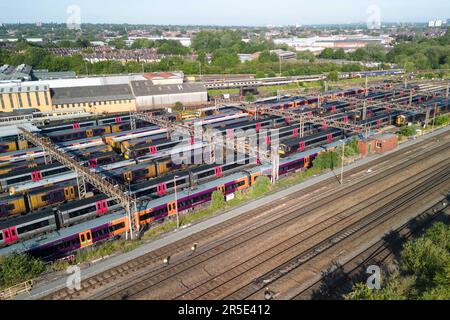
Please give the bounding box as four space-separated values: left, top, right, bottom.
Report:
131 81 206 97
51 84 134 105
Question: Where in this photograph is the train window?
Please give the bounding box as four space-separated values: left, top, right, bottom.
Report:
87 233 91 241
81 234 85 242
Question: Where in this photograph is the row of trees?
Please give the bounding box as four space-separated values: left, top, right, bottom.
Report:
0 43 365 76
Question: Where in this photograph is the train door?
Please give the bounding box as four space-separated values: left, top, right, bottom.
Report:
149 146 157 154
79 230 93 248
327 133 333 143
95 200 108 215
217 184 225 194
299 141 305 152
214 166 223 178
86 129 94 138
2 227 18 244
124 171 133 182
167 201 177 216
64 188 71 199
157 183 167 196
304 156 311 168
31 171 43 182
89 158 98 169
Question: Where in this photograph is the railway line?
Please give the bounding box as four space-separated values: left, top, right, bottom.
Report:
292 199 450 300
113 159 449 300
41 129 450 300
230 165 449 300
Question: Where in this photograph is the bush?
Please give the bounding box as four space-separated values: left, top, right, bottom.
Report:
399 125 418 137
0 252 46 289
249 176 272 197
312 151 340 170
434 115 450 126
210 190 226 211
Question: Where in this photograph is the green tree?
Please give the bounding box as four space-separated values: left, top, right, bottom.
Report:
244 92 256 102
319 48 334 59
312 151 340 170
0 252 46 289
327 71 339 81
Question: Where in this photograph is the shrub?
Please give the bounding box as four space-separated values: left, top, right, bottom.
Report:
0 252 46 289
210 190 226 211
249 176 272 197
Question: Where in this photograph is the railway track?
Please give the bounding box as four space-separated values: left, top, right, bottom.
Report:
229 166 449 300
42 131 450 300
292 198 450 300
96 142 449 300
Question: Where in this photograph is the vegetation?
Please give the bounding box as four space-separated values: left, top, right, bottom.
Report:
398 124 419 137
0 253 46 290
346 222 450 300
210 190 227 211
312 150 340 170
434 115 450 126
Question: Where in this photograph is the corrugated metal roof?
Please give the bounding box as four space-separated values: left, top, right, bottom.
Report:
131 81 206 97
51 84 134 105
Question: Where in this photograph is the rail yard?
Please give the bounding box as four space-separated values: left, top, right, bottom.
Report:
0 78 449 300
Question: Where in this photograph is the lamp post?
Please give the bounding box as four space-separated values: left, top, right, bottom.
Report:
174 175 179 229
340 140 345 185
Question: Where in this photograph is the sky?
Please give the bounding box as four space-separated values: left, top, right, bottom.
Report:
1 0 449 26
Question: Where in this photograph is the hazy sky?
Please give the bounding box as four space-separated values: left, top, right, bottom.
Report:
1 0 449 26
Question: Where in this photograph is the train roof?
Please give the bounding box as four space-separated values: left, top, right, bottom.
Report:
10 172 77 194
280 129 341 147
45 125 109 137
58 194 109 211
135 171 248 212
0 208 54 229
0 162 63 179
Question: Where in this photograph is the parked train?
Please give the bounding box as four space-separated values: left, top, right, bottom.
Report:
0 142 341 260
0 156 256 251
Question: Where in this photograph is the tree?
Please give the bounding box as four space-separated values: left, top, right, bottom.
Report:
0 252 46 289
332 49 347 60
319 48 334 59
244 92 256 102
110 38 127 50
312 151 340 170
258 50 279 63
327 71 339 81
212 49 239 69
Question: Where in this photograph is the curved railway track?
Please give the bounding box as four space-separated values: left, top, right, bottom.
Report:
42 131 450 300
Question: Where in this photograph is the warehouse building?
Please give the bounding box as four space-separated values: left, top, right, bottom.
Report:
51 84 137 113
0 83 53 112
131 81 207 110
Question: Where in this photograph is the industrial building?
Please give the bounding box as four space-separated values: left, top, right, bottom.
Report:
51 84 137 113
0 71 207 114
131 81 207 110
0 84 53 112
